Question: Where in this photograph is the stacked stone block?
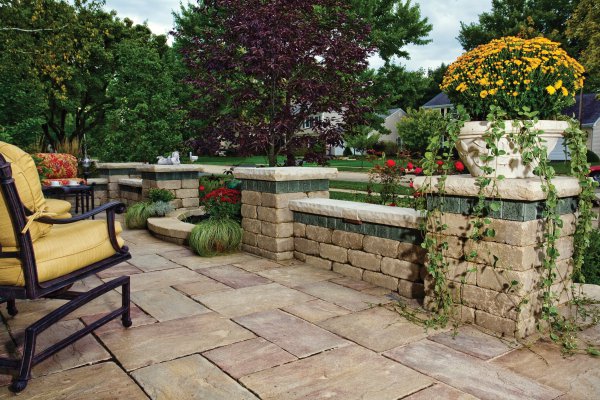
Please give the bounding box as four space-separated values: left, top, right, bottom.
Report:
414 175 580 338
138 165 204 209
118 179 143 205
289 199 426 297
234 167 336 261
96 163 144 202
87 178 108 206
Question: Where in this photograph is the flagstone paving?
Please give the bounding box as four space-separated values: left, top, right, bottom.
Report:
0 228 598 399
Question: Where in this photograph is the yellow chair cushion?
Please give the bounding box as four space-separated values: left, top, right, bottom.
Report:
0 220 124 286
45 198 72 219
0 142 51 247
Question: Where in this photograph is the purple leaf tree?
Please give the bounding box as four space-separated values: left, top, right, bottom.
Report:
177 0 375 166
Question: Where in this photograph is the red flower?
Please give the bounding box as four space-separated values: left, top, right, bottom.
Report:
409 181 414 188
413 191 423 198
389 203 397 207
414 167 423 175
406 162 414 170
436 160 444 166
385 159 396 168
199 185 205 191
454 160 465 172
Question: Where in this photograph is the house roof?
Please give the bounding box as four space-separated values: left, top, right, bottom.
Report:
422 92 452 108
376 108 406 119
563 93 600 127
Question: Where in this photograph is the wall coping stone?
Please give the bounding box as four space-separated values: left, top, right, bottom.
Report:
413 175 580 201
87 178 108 185
136 164 205 173
234 167 337 181
96 162 147 169
118 178 143 187
289 198 424 229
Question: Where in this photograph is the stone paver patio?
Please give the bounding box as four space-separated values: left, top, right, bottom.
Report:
0 227 598 399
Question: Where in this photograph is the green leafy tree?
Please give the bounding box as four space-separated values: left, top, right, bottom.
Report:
92 39 184 162
369 64 431 110
458 0 579 55
345 130 381 155
397 108 447 153
348 0 432 62
567 0 600 93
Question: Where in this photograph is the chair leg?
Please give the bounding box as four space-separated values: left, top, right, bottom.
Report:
121 279 132 328
7 299 18 316
11 327 36 392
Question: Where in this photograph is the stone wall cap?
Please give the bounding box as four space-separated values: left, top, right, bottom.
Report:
413 175 581 201
234 167 338 181
87 178 108 185
96 162 147 169
118 178 143 187
289 198 424 229
136 164 206 173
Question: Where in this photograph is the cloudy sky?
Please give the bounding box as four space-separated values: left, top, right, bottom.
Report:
103 0 492 72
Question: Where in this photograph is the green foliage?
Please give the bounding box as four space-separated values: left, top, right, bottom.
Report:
567 0 600 92
580 230 600 285
147 201 175 217
368 64 431 111
343 146 353 157
201 188 241 220
189 218 242 256
147 188 175 203
125 202 154 229
345 130 381 155
397 109 447 153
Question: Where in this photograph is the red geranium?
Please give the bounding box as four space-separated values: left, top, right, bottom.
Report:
436 160 444 166
414 167 423 175
454 160 465 172
199 185 205 191
406 162 414 170
385 159 396 168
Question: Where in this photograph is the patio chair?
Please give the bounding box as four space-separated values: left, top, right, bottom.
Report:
0 142 132 392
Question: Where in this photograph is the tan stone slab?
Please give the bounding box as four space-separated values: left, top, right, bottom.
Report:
203 338 297 379
127 241 184 256
114 268 205 292
128 254 182 272
492 340 600 398
241 344 433 400
233 166 337 181
293 281 387 312
330 276 377 291
195 283 314 318
403 383 479 400
198 265 271 289
232 257 282 272
173 275 232 296
97 313 254 371
80 305 157 334
131 287 211 322
96 262 143 279
132 354 257 400
320 307 426 352
0 362 148 400
172 253 259 270
234 310 350 357
283 299 351 323
257 265 340 287
160 248 197 260
121 231 165 245
429 325 517 360
384 340 561 400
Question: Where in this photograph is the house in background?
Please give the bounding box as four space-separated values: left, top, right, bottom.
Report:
422 92 600 161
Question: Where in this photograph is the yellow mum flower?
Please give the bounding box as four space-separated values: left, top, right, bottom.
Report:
561 87 569 96
554 80 563 89
546 85 556 95
480 90 489 98
512 92 519 96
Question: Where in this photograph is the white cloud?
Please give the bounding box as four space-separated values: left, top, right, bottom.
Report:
103 0 492 71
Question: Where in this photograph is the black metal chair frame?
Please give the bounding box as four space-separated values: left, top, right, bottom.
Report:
0 154 132 392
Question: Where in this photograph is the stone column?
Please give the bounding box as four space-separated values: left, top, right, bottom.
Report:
96 162 145 201
234 167 337 261
137 165 204 209
414 175 580 338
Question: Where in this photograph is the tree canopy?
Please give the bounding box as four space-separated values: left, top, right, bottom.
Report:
176 0 376 166
567 0 600 92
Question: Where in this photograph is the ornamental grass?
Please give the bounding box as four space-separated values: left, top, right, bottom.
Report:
441 36 585 120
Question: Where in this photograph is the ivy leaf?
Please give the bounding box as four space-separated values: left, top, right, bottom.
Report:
490 202 501 212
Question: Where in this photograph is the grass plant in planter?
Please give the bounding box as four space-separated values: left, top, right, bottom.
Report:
190 188 242 256
125 188 175 229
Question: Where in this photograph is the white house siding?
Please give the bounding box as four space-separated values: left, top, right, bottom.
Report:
378 109 407 144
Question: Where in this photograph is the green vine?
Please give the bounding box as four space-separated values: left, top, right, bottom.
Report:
417 105 598 352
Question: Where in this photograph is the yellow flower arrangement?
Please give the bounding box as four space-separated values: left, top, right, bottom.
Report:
441 36 585 119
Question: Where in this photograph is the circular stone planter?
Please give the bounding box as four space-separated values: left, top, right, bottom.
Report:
147 208 205 245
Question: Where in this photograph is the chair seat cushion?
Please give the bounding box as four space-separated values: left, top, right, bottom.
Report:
45 199 72 219
0 220 124 286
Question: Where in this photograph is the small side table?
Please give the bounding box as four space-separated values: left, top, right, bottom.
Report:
42 183 95 215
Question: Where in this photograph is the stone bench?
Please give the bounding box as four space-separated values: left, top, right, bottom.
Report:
118 178 143 205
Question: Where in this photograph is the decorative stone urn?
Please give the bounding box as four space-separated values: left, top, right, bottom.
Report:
455 120 568 178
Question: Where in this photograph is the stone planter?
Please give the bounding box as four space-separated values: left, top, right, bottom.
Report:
455 120 568 178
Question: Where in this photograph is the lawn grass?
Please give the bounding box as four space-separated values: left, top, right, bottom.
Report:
329 180 413 195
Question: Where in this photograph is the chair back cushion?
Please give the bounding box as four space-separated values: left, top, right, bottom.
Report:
0 142 51 247
34 153 78 179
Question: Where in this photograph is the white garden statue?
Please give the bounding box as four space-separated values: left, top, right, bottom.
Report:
156 151 181 165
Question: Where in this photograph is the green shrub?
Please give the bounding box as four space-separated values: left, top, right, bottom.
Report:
201 188 241 220
381 141 399 157
147 201 174 217
587 149 600 163
125 202 154 229
189 218 242 256
343 146 353 157
580 229 600 285
147 188 175 203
